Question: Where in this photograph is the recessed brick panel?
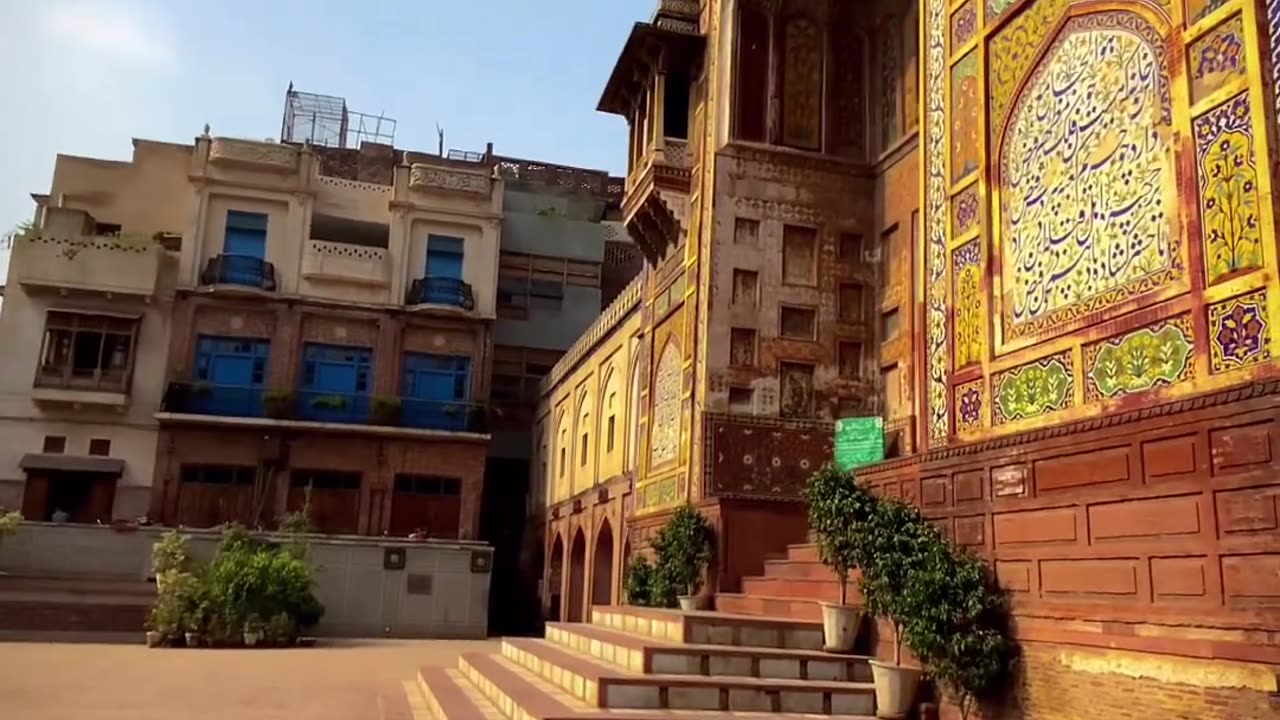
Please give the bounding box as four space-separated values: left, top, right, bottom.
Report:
1141 434 1198 480
953 469 984 502
920 475 948 506
1210 421 1274 474
992 464 1028 498
1150 557 1207 600
996 560 1032 592
1221 554 1280 603
1088 495 1202 541
1215 486 1280 535
1035 446 1131 492
954 515 985 546
993 507 1078 545
1041 559 1139 597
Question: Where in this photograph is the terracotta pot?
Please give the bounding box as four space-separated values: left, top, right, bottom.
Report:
184 632 201 648
145 631 163 648
677 595 709 612
869 659 922 720
818 602 861 653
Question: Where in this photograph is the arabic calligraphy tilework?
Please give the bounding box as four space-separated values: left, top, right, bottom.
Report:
650 341 682 466
953 240 984 368
636 473 686 514
999 12 1179 343
1189 15 1246 104
925 0 950 445
1193 92 1264 285
1083 315 1195 402
1186 0 1229 23
1208 289 1272 373
988 0 1069 143
955 378 985 433
993 351 1075 425
951 52 981 182
952 183 980 237
952 1 978 50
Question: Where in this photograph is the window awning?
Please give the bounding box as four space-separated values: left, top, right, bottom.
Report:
19 453 126 475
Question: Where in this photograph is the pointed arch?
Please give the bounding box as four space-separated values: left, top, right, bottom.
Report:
567 526 588 622
591 517 615 607
547 532 565 622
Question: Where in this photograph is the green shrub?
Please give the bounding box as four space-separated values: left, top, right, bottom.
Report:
623 555 654 606
804 464 874 604
651 505 712 598
152 530 189 576
0 510 21 543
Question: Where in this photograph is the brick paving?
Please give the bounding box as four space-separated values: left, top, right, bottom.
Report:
0 637 497 720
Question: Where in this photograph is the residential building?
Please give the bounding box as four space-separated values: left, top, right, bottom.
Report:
530 0 1280 717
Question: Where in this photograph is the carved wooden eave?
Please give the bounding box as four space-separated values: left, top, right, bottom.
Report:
597 22 705 117
626 190 684 265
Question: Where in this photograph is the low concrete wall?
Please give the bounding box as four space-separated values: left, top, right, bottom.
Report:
0 522 493 638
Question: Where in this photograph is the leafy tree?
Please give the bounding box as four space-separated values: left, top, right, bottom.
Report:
651 505 712 598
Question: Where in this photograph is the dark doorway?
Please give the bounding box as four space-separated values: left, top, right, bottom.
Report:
480 457 534 635
548 534 564 622
22 471 116 523
592 519 615 607
567 528 587 622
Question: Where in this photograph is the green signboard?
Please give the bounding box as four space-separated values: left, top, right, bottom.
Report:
833 416 885 471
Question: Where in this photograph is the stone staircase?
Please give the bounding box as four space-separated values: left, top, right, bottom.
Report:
384 605 878 720
716 542 837 623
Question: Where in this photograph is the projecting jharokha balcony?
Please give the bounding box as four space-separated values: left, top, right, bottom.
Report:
199 254 278 291
405 276 475 310
159 382 488 434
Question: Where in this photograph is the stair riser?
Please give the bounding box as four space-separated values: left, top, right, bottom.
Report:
501 640 601 706
545 623 644 673
592 607 683 643
601 683 875 715
592 607 824 650
787 545 820 562
741 578 842 602
764 561 840 580
716 595 824 622
459 656 547 720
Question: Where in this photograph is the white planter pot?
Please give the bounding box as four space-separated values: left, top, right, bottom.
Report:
677 595 709 612
818 602 861 653
869 659 922 720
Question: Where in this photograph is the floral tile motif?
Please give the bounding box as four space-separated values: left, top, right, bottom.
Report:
925 0 950 445
954 379 985 433
951 1 978 50
952 240 984 368
1209 289 1272 373
952 183 980 238
1084 316 1195 402
1186 0 1230 23
1269 0 1280 126
993 351 1075 425
950 52 981 183
986 0 1020 23
1189 14 1246 103
1194 92 1264 285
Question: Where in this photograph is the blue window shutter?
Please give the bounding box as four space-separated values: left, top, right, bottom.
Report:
224 211 267 259
426 235 465 279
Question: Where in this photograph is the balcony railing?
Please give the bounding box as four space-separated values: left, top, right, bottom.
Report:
405 276 475 310
161 383 488 433
200 254 278 291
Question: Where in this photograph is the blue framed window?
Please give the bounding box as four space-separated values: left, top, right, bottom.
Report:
224 211 268 259
425 235 464 279
401 353 470 430
299 343 372 423
192 336 270 416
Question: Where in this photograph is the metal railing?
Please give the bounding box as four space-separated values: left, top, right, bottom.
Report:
200 254 278 291
405 276 475 309
162 382 488 433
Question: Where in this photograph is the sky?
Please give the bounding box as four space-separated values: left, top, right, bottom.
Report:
0 0 655 281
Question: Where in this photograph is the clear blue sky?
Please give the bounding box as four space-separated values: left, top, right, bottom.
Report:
0 0 654 243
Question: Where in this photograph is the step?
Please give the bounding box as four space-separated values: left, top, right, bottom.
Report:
458 651 583 720
785 544 819 563
502 637 876 715
547 622 871 682
762 559 840 580
377 680 418 720
416 667 504 720
714 595 823 622
590 605 824 650
741 577 841 603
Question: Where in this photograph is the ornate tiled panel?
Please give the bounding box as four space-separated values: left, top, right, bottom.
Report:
1208 289 1272 373
1083 316 1195 402
1189 14 1246 103
1193 92 1264 285
953 240 984 368
993 351 1075 425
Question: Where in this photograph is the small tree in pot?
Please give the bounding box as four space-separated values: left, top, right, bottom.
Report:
652 505 712 611
803 464 874 652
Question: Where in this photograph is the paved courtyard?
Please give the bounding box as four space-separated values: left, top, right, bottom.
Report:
0 636 497 720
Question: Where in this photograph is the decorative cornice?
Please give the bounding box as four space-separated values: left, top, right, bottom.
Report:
409 164 491 195
209 138 299 172
540 273 645 396
861 379 1280 476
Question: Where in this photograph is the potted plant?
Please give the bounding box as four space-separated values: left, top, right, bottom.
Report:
803 465 873 653
243 614 264 647
856 499 929 720
262 390 295 419
652 505 712 611
370 396 402 425
146 589 183 647
623 555 654 607
266 611 295 647
183 606 205 648
152 531 189 593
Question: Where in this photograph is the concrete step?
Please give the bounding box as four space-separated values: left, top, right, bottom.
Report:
415 667 505 720
547 622 871 682
740 577 841 603
377 680 419 720
590 605 824 650
459 651 583 720
785 544 819 563
714 595 823 622
502 637 876 715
